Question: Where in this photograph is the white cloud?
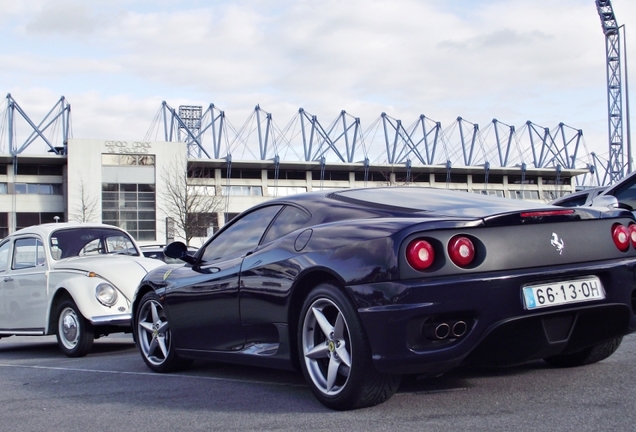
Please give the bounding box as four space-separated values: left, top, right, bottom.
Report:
2 0 636 170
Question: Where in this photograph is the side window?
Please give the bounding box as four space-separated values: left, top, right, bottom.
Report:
201 205 283 262
12 238 45 269
612 181 636 210
262 205 311 244
0 241 10 273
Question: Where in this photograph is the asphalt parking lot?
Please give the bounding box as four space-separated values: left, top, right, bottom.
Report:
0 333 635 432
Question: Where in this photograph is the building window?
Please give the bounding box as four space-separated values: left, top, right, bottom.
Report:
15 212 64 230
221 169 262 179
267 170 306 180
102 183 156 241
434 174 467 184
14 183 62 194
353 171 391 182
102 154 155 166
542 176 571 185
221 186 263 196
312 171 349 181
268 186 307 197
472 174 504 184
0 213 7 238
188 185 216 196
187 213 219 238
510 190 540 200
0 184 6 194
187 167 214 178
543 190 570 201
473 189 505 198
508 176 537 185
15 164 63 175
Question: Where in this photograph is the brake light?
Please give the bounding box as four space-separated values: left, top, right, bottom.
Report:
521 209 575 218
406 239 435 270
630 224 636 249
612 223 630 251
448 236 475 267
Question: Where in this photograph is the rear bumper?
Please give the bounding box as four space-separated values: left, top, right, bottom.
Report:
348 259 636 375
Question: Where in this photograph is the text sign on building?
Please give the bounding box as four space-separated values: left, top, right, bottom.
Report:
105 141 152 154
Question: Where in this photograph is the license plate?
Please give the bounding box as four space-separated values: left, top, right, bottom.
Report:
522 277 605 310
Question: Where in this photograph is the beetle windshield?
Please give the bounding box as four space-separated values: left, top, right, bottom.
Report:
49 227 139 260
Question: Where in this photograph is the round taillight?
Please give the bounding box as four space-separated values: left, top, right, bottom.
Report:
612 224 630 252
406 239 435 270
629 224 636 249
448 236 475 267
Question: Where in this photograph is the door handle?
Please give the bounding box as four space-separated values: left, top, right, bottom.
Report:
3 277 13 282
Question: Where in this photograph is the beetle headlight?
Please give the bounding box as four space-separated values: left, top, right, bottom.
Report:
96 283 118 307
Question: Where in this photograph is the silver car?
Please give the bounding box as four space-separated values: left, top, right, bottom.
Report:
0 223 164 357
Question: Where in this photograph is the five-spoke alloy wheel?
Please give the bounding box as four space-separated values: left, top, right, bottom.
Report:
299 283 400 410
136 291 191 372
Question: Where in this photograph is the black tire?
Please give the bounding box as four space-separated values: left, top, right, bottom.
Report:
298 283 401 410
135 291 192 373
56 299 94 357
544 336 623 368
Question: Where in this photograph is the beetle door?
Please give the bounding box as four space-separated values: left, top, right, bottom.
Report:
0 240 11 329
0 237 48 331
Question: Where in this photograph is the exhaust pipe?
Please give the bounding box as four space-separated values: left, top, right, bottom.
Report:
423 322 451 340
452 321 467 338
433 323 450 340
423 319 470 341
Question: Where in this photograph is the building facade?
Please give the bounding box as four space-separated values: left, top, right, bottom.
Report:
0 138 583 245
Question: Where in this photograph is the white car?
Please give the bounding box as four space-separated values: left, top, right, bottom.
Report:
0 223 165 357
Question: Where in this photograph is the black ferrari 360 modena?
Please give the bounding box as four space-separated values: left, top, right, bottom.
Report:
132 187 636 410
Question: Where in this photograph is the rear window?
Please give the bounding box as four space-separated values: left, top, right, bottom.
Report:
331 187 537 217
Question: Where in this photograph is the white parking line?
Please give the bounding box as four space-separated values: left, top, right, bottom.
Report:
0 363 306 388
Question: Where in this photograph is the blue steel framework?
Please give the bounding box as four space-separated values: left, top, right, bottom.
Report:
147 101 594 186
0 94 611 187
595 0 629 184
0 93 70 156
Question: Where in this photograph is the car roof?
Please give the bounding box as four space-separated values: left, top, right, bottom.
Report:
601 170 636 196
264 187 561 220
6 222 130 239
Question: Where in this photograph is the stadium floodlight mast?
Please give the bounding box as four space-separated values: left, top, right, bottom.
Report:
178 105 204 157
596 0 632 181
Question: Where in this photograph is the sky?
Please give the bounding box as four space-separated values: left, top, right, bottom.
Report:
2 0 636 175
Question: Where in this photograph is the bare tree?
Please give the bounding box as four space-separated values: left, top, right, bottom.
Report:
158 158 223 246
72 178 99 222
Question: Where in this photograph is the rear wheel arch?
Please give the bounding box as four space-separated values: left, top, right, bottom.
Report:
287 270 352 372
297 281 401 409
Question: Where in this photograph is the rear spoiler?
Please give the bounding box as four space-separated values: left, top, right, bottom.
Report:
482 205 634 227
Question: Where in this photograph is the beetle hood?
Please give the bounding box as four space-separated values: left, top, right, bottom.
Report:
52 255 165 285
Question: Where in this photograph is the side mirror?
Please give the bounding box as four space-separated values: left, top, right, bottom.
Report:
164 242 196 264
589 195 619 210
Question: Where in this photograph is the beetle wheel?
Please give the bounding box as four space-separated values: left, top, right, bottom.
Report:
56 299 94 357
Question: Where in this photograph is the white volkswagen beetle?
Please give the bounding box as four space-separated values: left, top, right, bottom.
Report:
0 223 165 357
